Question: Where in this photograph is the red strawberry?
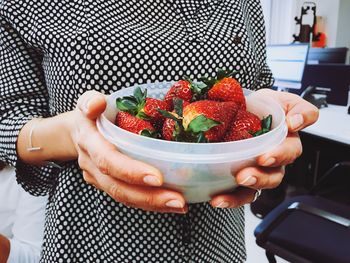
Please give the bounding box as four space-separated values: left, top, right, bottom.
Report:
232 110 261 133
164 80 193 110
116 112 155 135
160 99 190 141
224 129 253 142
224 112 273 142
116 87 168 123
208 77 246 109
162 118 176 141
203 69 246 109
183 100 239 142
223 110 261 142
140 98 169 121
164 78 208 110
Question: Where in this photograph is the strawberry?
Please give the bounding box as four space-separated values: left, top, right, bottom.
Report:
142 98 169 121
202 68 246 109
159 99 221 142
160 99 187 141
224 111 273 142
182 100 239 142
232 110 262 133
224 129 253 142
162 118 176 141
116 112 157 136
164 80 192 110
164 78 208 110
116 87 169 123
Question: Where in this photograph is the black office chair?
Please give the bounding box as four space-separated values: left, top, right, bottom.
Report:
254 162 350 263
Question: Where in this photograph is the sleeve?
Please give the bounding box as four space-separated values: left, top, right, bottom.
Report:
7 188 47 263
7 239 40 263
0 14 59 195
244 0 275 90
255 62 274 90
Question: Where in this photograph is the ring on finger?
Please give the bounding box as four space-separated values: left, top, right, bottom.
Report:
252 189 262 202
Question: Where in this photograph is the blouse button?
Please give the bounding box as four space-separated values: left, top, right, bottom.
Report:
232 35 242 45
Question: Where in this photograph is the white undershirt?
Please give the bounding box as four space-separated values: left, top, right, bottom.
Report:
0 167 47 263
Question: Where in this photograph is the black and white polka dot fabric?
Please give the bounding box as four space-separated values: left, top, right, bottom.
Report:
0 0 273 262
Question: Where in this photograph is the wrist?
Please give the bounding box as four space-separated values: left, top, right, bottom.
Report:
17 111 78 165
50 111 79 161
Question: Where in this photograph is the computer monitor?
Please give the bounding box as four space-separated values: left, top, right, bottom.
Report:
301 64 350 106
266 44 309 91
308 47 348 64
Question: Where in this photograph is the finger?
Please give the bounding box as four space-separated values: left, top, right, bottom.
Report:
257 132 302 167
285 98 319 132
90 164 187 214
210 187 256 208
252 89 319 132
82 170 99 188
234 166 285 190
77 90 107 120
77 129 163 187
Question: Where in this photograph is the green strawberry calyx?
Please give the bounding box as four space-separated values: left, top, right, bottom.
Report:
182 76 209 101
200 68 238 89
116 87 152 120
252 115 273 137
140 129 161 139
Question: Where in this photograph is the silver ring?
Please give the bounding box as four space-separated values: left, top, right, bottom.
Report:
252 189 262 202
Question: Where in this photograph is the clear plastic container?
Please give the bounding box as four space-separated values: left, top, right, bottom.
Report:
96 82 288 203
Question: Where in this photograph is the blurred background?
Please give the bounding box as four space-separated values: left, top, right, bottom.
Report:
246 1 350 262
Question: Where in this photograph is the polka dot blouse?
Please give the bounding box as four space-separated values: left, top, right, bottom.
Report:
0 0 273 262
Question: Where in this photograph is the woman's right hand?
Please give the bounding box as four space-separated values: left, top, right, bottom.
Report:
69 91 187 214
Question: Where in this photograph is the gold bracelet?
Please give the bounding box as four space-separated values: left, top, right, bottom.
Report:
27 118 43 152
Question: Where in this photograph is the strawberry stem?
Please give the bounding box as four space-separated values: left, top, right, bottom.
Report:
116 87 150 119
182 76 209 101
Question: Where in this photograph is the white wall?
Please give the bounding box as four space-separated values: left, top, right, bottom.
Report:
269 0 295 44
295 0 340 47
269 0 341 47
260 0 272 43
336 0 350 63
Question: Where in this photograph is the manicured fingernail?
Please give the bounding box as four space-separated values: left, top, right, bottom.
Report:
240 176 257 186
178 208 188 214
262 157 276 166
83 99 91 113
216 201 229 208
143 175 161 186
166 200 185 209
289 114 304 130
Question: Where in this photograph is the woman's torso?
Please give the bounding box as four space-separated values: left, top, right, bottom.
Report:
1 0 272 262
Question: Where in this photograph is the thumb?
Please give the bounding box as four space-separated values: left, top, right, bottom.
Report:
77 90 107 120
285 99 319 132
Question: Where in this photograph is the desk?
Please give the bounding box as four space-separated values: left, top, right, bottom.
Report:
302 105 350 145
285 104 350 193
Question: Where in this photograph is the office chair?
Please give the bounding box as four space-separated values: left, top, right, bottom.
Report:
254 162 350 263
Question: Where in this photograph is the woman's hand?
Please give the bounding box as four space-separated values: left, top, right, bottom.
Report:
69 91 187 214
210 89 319 208
16 91 187 213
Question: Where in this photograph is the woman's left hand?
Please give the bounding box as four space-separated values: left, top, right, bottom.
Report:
210 89 319 208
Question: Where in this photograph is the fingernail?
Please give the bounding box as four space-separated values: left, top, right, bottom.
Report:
289 114 304 130
143 175 161 186
83 99 91 113
166 200 185 209
262 157 276 167
240 176 257 186
179 208 188 214
215 201 230 208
